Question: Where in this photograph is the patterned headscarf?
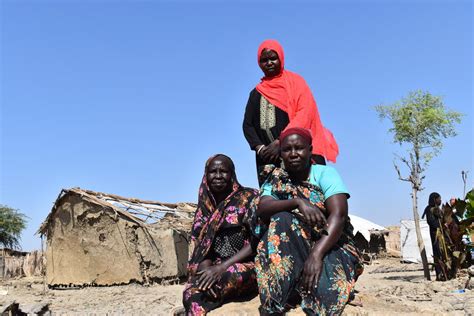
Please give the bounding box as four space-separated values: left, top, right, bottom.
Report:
188 154 257 275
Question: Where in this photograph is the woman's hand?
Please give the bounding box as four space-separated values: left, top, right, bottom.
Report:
261 140 280 163
196 264 226 291
297 198 327 227
197 259 212 272
301 253 323 294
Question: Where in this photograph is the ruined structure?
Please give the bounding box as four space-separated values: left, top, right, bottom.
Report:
38 188 196 287
0 248 43 279
350 214 387 257
0 248 28 279
384 225 401 257
0 248 44 279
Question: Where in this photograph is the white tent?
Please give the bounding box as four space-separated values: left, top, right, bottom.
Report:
350 214 386 241
400 219 433 263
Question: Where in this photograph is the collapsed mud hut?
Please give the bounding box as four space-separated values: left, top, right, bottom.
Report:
349 215 388 257
38 188 196 287
0 248 44 279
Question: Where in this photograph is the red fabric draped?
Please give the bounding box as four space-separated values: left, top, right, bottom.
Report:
255 39 339 163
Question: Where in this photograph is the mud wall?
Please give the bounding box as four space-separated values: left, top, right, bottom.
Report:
385 226 401 257
140 228 189 281
23 250 45 277
1 254 24 278
45 194 189 286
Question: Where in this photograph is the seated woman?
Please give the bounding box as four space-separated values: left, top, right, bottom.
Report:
183 154 258 315
254 127 363 315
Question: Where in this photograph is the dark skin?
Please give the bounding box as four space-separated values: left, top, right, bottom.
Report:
432 196 443 217
196 156 253 298
205 157 233 204
256 48 282 164
257 134 348 293
259 48 282 78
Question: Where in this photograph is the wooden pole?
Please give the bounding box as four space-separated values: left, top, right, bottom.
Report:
41 235 46 294
412 188 431 280
2 248 5 279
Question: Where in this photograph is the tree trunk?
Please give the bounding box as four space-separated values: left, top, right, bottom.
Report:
412 187 431 280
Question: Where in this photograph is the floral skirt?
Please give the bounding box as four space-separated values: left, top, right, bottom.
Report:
255 212 363 315
183 262 257 315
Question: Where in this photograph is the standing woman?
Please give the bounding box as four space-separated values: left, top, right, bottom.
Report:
243 39 339 185
183 154 258 315
422 192 443 280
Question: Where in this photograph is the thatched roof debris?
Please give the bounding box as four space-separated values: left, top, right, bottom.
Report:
38 188 196 236
0 248 28 257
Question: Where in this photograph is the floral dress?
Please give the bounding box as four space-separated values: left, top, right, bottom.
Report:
183 155 258 315
253 166 363 315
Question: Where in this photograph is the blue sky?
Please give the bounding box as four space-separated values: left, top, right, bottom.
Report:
1 0 472 251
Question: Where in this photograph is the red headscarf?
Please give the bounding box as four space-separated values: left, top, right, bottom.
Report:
279 127 313 146
255 39 339 162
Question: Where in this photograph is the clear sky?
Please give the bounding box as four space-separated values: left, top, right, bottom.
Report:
1 0 472 251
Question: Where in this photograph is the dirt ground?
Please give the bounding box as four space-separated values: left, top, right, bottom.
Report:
1 257 473 315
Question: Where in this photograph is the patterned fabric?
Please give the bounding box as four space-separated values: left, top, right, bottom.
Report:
183 262 257 316
184 154 259 315
187 155 258 276
212 227 248 260
259 95 277 142
253 166 363 315
432 204 467 281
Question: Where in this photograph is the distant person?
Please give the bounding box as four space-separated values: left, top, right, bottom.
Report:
182 155 258 315
422 192 443 280
243 39 339 186
253 128 363 315
449 197 464 223
449 197 456 208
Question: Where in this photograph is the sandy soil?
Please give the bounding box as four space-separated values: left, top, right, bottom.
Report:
1 257 473 315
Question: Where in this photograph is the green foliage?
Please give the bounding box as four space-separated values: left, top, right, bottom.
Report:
452 190 474 242
453 189 474 219
375 90 463 164
465 189 474 219
0 205 27 250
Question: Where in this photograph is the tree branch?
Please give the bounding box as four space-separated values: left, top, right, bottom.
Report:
405 158 413 172
395 154 413 172
394 162 411 182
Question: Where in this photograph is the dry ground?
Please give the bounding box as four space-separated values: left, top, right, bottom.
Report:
1 257 473 315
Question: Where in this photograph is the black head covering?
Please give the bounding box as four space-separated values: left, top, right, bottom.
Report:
428 192 441 207
422 192 440 219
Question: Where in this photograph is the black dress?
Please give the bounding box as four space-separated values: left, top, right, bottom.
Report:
422 205 443 279
243 88 325 186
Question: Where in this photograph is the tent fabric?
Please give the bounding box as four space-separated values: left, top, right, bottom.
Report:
400 219 433 263
350 214 386 241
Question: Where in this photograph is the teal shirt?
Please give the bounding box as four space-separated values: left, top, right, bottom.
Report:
261 165 350 203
